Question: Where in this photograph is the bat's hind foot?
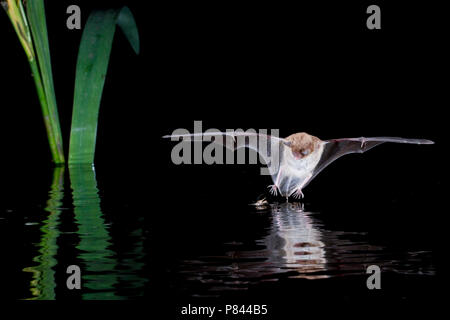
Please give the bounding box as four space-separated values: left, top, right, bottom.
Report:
291 188 304 200
267 184 279 196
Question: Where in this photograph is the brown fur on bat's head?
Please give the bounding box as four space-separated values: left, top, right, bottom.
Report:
285 132 322 159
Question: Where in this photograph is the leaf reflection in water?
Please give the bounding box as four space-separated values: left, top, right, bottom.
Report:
21 165 148 300
23 166 64 300
70 164 119 300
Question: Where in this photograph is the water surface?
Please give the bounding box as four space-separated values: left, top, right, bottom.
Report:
0 166 437 302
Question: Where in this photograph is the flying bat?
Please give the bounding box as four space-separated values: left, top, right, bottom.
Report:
164 132 434 200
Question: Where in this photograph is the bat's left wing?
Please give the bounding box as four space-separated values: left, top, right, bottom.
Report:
163 131 290 183
305 136 434 187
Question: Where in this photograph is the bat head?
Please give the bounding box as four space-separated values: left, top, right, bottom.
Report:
285 132 322 160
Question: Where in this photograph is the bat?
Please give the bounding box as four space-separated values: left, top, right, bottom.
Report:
163 131 434 200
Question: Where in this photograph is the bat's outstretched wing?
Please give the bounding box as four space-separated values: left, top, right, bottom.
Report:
307 137 434 186
163 131 290 182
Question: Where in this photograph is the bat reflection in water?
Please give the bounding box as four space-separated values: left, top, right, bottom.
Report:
164 131 434 200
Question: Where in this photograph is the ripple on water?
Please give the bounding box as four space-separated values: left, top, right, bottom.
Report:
173 202 434 295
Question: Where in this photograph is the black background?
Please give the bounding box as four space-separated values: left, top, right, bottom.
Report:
0 0 447 316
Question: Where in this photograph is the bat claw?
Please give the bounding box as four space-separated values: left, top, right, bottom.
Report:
268 184 279 196
291 188 304 200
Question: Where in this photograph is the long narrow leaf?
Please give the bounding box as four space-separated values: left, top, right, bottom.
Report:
1 0 34 60
2 0 64 163
117 6 140 54
26 0 64 163
69 9 118 164
69 7 139 165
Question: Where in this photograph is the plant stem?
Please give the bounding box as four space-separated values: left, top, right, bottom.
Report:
2 0 65 163
29 58 65 164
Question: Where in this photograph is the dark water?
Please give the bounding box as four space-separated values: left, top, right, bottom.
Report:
0 164 439 308
173 203 433 296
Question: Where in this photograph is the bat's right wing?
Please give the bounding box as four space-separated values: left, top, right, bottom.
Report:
307 136 434 186
163 131 290 182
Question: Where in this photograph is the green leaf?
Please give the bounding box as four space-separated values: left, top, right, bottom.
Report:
117 6 140 54
69 7 139 165
69 9 118 164
26 0 65 163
